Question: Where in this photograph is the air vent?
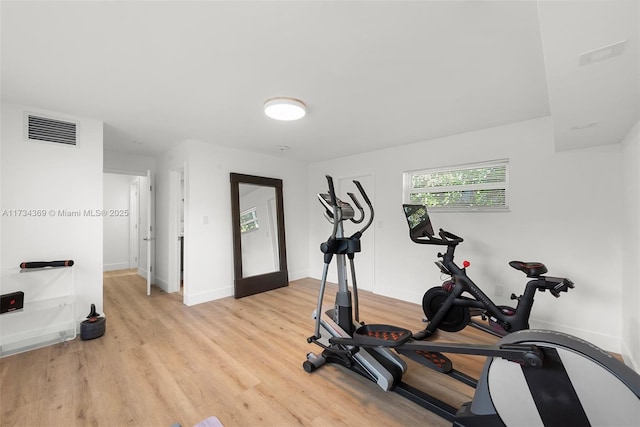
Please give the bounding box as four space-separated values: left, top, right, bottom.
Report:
26 114 78 146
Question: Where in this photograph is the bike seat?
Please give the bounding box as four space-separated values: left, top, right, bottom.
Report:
509 261 548 277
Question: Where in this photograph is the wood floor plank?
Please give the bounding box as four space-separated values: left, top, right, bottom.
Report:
1 273 503 427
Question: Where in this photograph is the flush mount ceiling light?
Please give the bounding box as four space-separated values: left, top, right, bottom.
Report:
264 97 306 121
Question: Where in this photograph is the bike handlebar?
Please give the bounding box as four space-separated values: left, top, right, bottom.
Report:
439 229 464 244
411 228 464 246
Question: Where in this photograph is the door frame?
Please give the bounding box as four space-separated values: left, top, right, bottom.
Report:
104 167 155 294
167 165 186 297
129 178 140 269
144 170 155 296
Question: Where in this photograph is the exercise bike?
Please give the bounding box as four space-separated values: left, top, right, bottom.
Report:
402 204 575 340
304 175 640 426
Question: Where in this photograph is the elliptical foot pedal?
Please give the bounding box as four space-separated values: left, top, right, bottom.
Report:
397 348 452 373
352 324 412 347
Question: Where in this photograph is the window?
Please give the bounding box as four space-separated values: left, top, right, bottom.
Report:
403 159 509 211
240 207 259 233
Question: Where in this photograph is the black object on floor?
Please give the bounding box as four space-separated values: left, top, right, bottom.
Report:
80 303 106 340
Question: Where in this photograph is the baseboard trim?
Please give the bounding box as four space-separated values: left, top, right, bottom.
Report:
288 270 308 282
183 287 233 306
103 262 130 272
154 277 169 293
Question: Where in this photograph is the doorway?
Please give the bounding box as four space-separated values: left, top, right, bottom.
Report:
103 171 154 295
168 167 186 299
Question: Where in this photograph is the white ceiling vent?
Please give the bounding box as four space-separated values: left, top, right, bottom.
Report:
26 113 78 146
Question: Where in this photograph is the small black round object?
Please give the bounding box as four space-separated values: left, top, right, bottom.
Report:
81 317 106 340
81 303 106 340
524 352 543 368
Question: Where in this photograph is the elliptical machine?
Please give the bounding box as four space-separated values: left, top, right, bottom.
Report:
304 175 640 426
304 177 406 391
403 204 575 339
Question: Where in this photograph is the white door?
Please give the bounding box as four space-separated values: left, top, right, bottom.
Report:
129 178 139 269
338 174 375 292
144 170 156 296
167 168 183 295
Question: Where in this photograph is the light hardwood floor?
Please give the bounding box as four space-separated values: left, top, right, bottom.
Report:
1 273 498 427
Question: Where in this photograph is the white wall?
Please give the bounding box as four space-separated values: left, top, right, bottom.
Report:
308 117 625 352
103 173 132 271
156 140 308 305
104 150 157 176
1 102 103 319
621 120 639 370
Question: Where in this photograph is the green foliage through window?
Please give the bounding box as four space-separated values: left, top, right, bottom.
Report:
411 166 507 188
240 207 259 233
404 160 509 211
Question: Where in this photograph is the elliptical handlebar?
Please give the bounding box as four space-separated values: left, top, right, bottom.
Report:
321 175 374 237
347 192 364 224
326 175 338 208
353 180 372 206
352 180 374 235
325 175 341 239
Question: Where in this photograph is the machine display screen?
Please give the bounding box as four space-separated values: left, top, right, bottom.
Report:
403 204 435 239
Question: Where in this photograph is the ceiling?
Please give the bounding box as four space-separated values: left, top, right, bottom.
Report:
1 1 638 163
